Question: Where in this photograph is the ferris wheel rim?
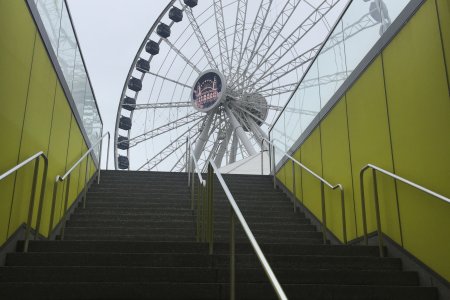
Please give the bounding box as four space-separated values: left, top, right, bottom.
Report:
114 0 358 172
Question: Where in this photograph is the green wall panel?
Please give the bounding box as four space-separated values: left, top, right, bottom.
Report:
320 99 356 242
436 0 450 88
43 85 72 236
0 0 98 245
0 0 36 245
8 36 57 237
346 57 401 243
275 163 285 184
274 0 449 281
284 158 294 196
77 144 89 195
293 149 303 204
299 129 323 220
382 0 450 280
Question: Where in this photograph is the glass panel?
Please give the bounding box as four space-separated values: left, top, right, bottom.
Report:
35 0 63 51
318 20 347 109
271 0 413 167
34 0 103 149
72 48 87 116
57 2 77 91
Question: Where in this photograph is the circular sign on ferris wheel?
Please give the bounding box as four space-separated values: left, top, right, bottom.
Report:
191 70 226 113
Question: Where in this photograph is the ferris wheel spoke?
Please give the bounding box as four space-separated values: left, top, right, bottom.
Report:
137 123 201 171
185 7 219 70
201 132 222 172
258 82 298 97
213 0 232 75
162 38 201 74
230 0 248 76
214 125 233 167
250 44 320 91
171 132 199 172
230 103 268 126
172 133 201 172
134 102 193 110
231 0 272 86
237 0 302 85
253 11 377 92
128 112 203 148
146 71 192 89
244 0 340 86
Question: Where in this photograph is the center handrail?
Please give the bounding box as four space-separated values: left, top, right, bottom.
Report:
0 151 48 252
262 137 347 244
48 132 110 238
186 137 206 211
209 160 288 300
360 163 450 257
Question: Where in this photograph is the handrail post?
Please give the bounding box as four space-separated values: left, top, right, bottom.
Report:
98 132 110 184
97 135 103 184
292 160 296 213
320 181 328 244
268 140 272 176
191 170 195 210
196 179 200 242
230 208 235 300
339 186 347 244
34 156 49 241
48 180 59 237
83 155 90 209
360 169 369 245
208 163 214 255
272 145 276 190
261 140 264 175
105 132 110 172
24 159 40 253
372 169 384 257
203 183 207 242
186 137 190 186
60 174 71 240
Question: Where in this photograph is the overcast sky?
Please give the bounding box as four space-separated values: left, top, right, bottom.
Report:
66 0 167 169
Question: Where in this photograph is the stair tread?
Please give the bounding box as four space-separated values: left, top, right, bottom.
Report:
3 171 435 300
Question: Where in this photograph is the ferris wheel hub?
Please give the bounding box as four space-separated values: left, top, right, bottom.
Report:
191 69 227 113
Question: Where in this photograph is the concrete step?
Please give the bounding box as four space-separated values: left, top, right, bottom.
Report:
0 282 437 300
60 234 323 244
6 253 212 267
16 241 382 257
0 266 419 286
69 213 311 225
6 252 401 271
65 220 316 232
69 213 195 222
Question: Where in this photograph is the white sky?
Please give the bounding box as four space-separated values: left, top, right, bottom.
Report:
67 0 167 169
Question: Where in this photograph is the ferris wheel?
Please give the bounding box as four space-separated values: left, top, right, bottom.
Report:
114 0 386 171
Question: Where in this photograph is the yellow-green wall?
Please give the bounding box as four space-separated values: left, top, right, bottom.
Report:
277 0 450 281
0 0 98 244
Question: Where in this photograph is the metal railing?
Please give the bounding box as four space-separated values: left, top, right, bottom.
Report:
187 142 287 300
360 164 450 257
186 138 213 254
49 132 110 238
0 152 48 252
262 138 347 244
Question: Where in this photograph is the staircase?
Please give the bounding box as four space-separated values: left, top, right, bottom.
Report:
0 171 437 299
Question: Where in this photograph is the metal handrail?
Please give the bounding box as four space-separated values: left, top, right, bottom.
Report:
360 163 450 257
209 161 288 300
0 152 48 252
262 138 347 244
186 141 287 299
186 137 206 211
48 132 110 238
